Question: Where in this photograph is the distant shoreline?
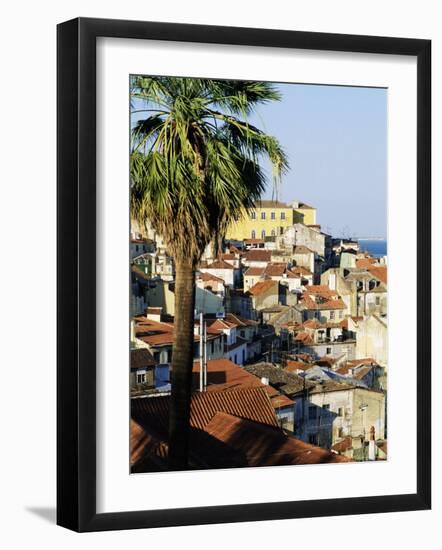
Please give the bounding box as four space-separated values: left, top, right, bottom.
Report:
357 237 386 242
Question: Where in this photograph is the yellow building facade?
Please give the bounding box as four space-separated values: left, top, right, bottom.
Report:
226 200 317 240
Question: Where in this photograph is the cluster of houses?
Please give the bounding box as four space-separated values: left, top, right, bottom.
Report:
130 199 388 471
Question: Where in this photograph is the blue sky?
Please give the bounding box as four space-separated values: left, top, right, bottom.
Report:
248 83 387 239
131 81 387 239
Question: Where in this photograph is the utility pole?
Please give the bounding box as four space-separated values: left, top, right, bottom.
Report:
203 319 208 390
199 312 204 392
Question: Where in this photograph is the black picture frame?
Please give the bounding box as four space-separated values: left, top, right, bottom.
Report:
57 17 431 532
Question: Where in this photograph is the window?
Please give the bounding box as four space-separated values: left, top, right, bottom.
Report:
323 404 330 411
261 229 266 239
280 212 286 220
251 230 256 239
271 211 276 220
251 211 256 220
338 427 344 438
234 354 238 364
326 347 332 355
261 211 266 220
211 341 214 354
376 296 381 305
271 229 276 237
308 406 317 420
308 434 318 445
330 310 335 320
136 373 146 384
135 245 139 252
339 310 343 319
337 407 344 417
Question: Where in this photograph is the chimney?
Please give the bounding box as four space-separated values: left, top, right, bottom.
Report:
261 376 269 385
146 307 162 322
130 319 136 345
368 425 376 461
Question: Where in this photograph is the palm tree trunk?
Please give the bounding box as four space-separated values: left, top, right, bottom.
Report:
168 259 196 470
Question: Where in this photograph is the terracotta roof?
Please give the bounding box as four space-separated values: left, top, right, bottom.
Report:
270 394 295 409
224 313 258 327
304 285 335 295
135 317 220 347
302 319 344 330
130 348 156 370
301 287 346 311
244 266 266 277
264 263 287 277
248 279 278 297
132 408 348 472
204 413 348 466
242 363 310 395
191 358 279 398
331 436 353 453
131 386 279 437
346 358 377 367
130 418 168 470
356 258 377 269
315 356 338 367
243 249 272 262
335 362 376 377
367 265 387 284
197 271 225 284
205 259 235 270
287 266 312 278
294 331 314 345
285 361 315 372
309 381 357 395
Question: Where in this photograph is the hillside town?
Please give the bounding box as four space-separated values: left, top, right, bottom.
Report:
130 199 388 471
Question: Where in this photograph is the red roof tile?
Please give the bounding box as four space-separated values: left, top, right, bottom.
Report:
131 386 279 438
205 259 235 270
191 358 279 398
204 413 349 466
244 267 266 277
244 249 272 262
367 265 387 284
264 263 287 277
248 279 278 297
130 348 156 370
197 271 225 284
285 361 315 372
356 258 377 269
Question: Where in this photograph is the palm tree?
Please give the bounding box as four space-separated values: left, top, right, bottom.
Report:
130 76 288 469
